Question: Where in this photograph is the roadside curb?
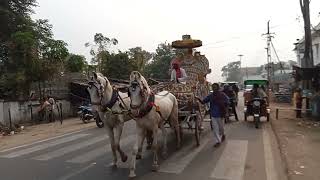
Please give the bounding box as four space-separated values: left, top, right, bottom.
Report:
270 116 291 180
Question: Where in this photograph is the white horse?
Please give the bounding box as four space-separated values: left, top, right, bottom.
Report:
87 72 132 167
128 71 181 178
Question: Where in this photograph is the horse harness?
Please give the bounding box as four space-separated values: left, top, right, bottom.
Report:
131 93 164 120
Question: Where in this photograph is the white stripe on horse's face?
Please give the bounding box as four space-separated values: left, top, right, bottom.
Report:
87 85 100 105
129 81 143 109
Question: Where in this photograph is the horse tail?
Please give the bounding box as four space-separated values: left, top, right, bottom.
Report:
168 94 181 148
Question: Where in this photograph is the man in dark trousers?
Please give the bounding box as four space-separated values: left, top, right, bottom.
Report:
294 88 303 118
196 83 229 147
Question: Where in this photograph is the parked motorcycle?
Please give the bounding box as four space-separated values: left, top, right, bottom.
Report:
77 105 104 128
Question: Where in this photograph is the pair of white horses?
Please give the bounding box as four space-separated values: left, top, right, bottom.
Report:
87 71 181 178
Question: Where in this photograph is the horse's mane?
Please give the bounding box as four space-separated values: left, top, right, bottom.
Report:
96 72 104 77
94 72 111 90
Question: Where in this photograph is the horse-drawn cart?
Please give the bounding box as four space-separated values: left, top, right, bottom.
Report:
152 35 212 146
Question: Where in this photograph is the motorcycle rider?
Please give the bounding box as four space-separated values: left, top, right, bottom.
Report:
222 84 239 121
252 84 267 99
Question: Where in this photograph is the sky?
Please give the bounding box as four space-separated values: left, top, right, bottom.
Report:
32 0 320 82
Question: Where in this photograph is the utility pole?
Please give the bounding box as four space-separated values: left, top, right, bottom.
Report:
262 20 275 91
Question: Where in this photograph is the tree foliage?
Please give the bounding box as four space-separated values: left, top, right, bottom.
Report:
100 51 136 79
66 54 87 72
221 61 241 82
0 0 69 99
85 33 118 71
144 43 175 80
127 47 152 73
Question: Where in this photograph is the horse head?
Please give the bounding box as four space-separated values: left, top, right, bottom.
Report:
128 71 151 110
87 72 112 108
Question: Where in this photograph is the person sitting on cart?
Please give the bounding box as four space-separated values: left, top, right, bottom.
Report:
222 84 239 121
170 59 188 84
196 83 229 148
232 84 239 102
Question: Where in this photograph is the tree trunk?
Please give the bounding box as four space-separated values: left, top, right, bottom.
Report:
300 0 314 68
0 0 9 41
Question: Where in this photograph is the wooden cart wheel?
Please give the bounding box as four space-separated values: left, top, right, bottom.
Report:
194 115 200 146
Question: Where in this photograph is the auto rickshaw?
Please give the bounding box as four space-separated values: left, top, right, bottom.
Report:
243 79 270 128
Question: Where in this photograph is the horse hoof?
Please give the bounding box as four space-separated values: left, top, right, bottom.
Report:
128 172 136 178
111 163 117 169
152 164 159 172
136 154 142 160
121 154 128 162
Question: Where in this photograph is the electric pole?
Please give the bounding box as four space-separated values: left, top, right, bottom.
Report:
262 20 275 91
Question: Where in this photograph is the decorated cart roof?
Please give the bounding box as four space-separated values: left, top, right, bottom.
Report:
171 35 202 49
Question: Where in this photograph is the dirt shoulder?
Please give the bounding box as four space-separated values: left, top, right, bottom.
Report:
270 103 320 180
0 118 96 151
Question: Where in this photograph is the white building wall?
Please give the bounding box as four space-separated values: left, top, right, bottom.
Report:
312 36 320 66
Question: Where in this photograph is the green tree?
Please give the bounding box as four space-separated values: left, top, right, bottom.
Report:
85 33 118 71
66 54 87 72
221 61 241 82
144 43 175 80
100 51 135 79
127 47 152 73
0 1 69 99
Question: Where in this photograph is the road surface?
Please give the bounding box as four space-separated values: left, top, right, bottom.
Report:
0 93 286 180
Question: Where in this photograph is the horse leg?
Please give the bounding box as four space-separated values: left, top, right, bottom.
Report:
129 125 144 178
146 130 153 150
136 128 145 160
114 116 128 162
151 126 159 171
106 126 117 167
160 122 168 159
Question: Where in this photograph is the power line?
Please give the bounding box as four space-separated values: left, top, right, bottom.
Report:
270 41 286 74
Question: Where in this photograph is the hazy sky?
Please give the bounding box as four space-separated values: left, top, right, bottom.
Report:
32 0 320 82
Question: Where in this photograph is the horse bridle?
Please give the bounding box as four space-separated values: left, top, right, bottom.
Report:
129 80 148 110
88 80 104 106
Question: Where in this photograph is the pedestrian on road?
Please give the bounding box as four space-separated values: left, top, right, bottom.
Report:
294 88 303 118
196 83 229 147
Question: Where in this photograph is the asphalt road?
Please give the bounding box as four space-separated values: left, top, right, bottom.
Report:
0 93 286 180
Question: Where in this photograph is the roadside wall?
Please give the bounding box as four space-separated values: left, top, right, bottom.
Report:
0 100 72 126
